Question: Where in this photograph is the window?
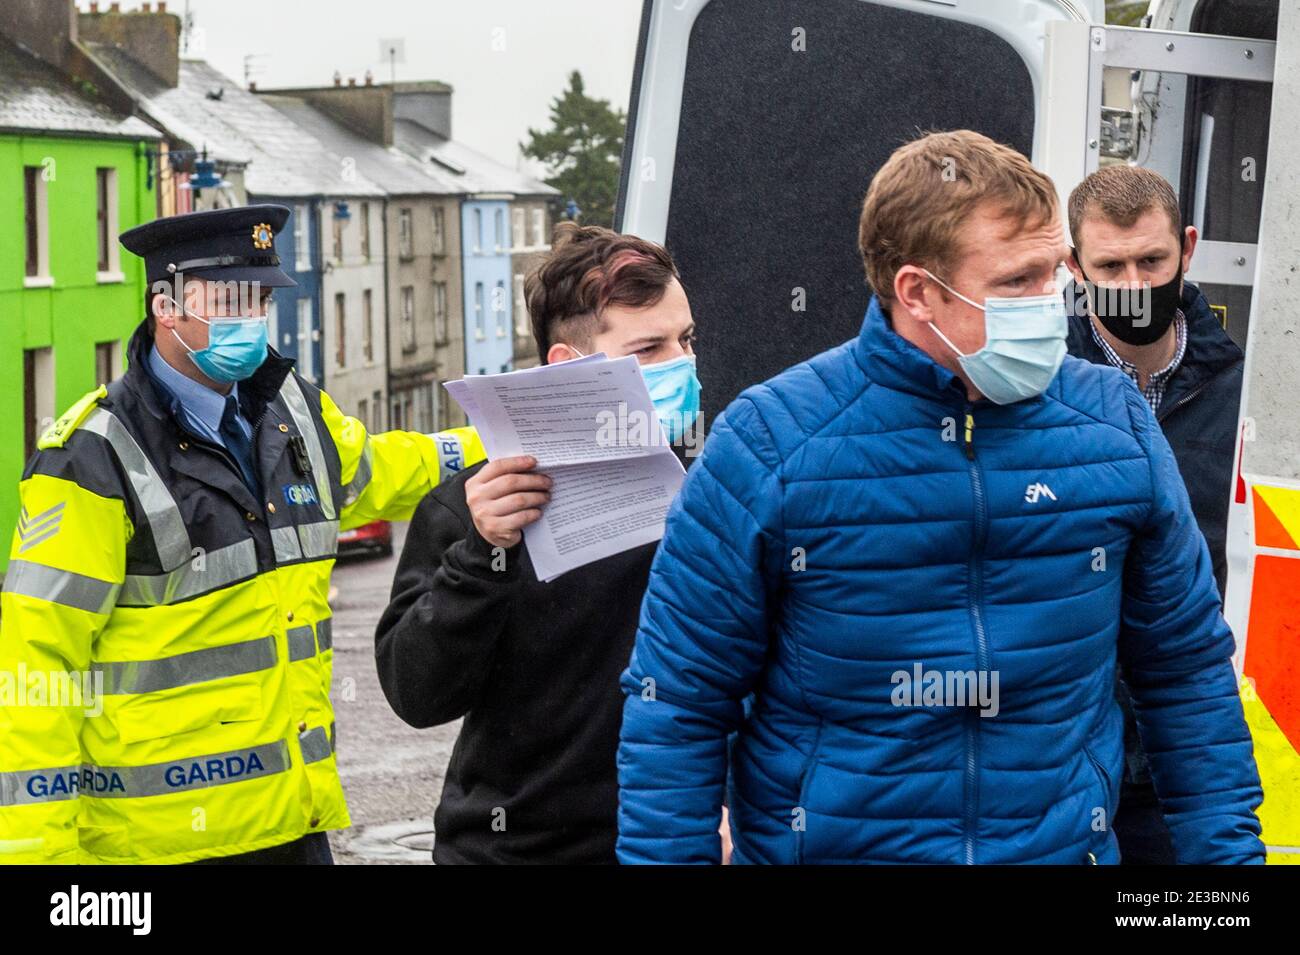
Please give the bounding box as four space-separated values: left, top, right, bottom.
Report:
495 281 507 337
399 208 413 259
96 168 120 277
357 399 369 430
266 297 279 353
512 208 525 249
23 166 49 282
419 382 435 434
438 381 453 430
474 282 485 339
433 281 448 344
531 208 545 247
514 274 528 337
297 298 315 382
334 293 346 368
95 341 121 385
332 213 343 262
432 206 446 255
474 208 483 252
360 203 371 260
362 289 374 362
373 390 383 432
401 286 415 352
294 203 310 270
495 208 505 252
23 347 54 461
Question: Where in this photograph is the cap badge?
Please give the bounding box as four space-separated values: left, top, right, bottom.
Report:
252 223 274 250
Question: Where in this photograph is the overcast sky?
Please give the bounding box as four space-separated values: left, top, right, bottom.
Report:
174 0 644 172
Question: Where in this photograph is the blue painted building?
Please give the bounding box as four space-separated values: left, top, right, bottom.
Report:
461 198 514 376
267 199 323 385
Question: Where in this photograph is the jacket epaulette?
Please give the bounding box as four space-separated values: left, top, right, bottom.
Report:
37 385 108 450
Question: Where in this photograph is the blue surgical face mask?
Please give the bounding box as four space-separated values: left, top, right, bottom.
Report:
570 346 702 443
640 354 702 444
921 271 1067 405
166 296 268 383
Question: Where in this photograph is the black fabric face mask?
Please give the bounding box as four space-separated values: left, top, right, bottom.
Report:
1077 238 1185 346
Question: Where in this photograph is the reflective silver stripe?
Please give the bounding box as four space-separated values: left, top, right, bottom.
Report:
271 525 303 563
93 635 276 695
81 408 191 569
288 619 332 661
279 376 336 520
82 741 291 798
287 625 315 662
298 520 340 559
341 437 373 507
117 539 257 607
433 430 466 476
2 560 118 614
0 765 84 806
299 726 332 764
272 520 338 563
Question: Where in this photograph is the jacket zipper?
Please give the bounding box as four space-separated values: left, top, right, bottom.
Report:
1154 363 1232 423
962 404 989 864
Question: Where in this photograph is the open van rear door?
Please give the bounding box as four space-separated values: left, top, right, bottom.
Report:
615 0 1097 424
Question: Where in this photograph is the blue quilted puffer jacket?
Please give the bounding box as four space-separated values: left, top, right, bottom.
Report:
617 296 1264 865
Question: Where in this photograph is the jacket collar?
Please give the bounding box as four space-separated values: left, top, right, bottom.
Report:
124 318 297 429
1064 280 1242 414
855 295 1003 408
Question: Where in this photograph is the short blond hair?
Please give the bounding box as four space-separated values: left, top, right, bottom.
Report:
1068 164 1181 253
858 130 1058 306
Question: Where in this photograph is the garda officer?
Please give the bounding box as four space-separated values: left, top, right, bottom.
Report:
0 205 484 863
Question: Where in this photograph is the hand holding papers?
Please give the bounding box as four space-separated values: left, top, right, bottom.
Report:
444 355 685 581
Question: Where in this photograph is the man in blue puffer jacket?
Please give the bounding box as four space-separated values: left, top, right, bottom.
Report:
616 130 1264 865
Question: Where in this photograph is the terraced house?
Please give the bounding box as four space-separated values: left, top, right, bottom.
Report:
0 6 159 578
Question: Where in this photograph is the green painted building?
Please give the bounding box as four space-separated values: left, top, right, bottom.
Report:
0 35 160 576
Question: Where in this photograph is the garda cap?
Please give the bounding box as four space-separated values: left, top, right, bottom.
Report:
119 204 298 289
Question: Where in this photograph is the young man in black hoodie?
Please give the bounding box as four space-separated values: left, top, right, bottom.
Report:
1064 165 1245 865
374 223 706 863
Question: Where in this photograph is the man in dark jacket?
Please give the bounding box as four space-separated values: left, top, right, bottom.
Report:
374 223 703 863
1065 165 1245 865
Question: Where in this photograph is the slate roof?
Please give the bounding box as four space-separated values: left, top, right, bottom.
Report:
0 35 158 140
394 117 559 198
91 54 383 198
257 94 465 196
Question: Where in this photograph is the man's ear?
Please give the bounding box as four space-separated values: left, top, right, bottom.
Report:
893 265 934 323
545 342 582 365
1180 225 1198 274
150 292 177 329
1066 247 1087 288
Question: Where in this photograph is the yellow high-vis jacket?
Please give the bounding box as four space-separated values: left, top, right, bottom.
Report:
0 323 484 863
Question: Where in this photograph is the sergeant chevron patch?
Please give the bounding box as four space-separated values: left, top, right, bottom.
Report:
17 501 65 552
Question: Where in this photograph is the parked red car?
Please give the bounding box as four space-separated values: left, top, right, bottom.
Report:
337 520 393 558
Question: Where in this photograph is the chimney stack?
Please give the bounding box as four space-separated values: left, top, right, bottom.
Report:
347 76 356 87
158 1 167 11
89 1 99 12
364 69 373 86
248 80 257 91
333 70 342 87
109 2 120 12
78 0 182 87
